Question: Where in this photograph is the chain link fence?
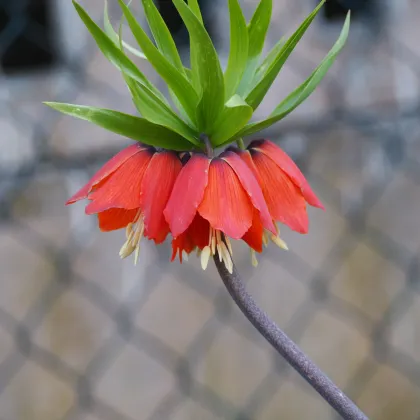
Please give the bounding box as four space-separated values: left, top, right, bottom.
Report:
1 0 420 419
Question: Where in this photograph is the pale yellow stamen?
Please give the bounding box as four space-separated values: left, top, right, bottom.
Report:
201 246 211 270
262 232 269 247
220 241 233 274
270 233 289 250
199 228 233 273
224 236 233 255
182 250 189 262
119 210 145 263
250 249 258 267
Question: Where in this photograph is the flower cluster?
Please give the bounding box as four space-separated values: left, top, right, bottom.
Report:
67 139 323 272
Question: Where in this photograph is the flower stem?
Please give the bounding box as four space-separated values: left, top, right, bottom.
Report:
213 256 369 420
236 138 245 150
200 133 213 158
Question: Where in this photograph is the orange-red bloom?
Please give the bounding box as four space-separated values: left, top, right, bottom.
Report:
233 139 324 236
164 151 278 272
66 139 323 271
66 143 181 263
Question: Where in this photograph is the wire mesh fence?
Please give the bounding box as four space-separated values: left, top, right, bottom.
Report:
1 0 420 419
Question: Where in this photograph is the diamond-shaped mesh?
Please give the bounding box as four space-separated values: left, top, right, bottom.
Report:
1 1 420 419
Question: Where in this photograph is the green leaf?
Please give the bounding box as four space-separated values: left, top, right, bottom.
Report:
187 0 203 92
115 20 199 144
188 0 203 23
103 0 147 60
140 0 185 73
236 0 272 96
251 36 285 88
44 103 197 150
245 0 326 110
210 95 253 146
73 1 164 102
224 0 249 99
173 0 224 133
118 0 199 123
231 11 350 141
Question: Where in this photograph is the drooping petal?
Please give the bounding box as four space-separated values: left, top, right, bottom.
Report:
164 153 210 237
198 158 253 239
221 151 276 234
97 208 139 231
66 143 148 205
171 232 195 262
85 148 154 214
228 147 262 184
242 209 264 253
187 213 210 250
251 149 309 233
250 139 324 209
170 214 210 262
141 151 182 244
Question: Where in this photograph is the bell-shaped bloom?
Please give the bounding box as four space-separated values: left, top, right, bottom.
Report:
233 139 324 238
66 143 181 263
164 151 278 272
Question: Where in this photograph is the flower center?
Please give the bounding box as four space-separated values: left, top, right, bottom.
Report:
119 209 144 265
200 227 233 273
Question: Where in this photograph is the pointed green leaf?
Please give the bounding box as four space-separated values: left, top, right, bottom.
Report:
73 1 167 102
118 0 199 123
101 1 199 142
173 0 224 132
245 0 326 110
45 103 198 150
188 0 203 23
224 0 248 99
187 0 203 91
210 95 253 146
229 11 350 141
236 0 272 96
251 36 285 88
140 0 185 73
103 0 147 60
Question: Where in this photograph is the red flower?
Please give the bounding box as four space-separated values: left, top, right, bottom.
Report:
234 139 324 238
164 151 277 272
66 143 182 263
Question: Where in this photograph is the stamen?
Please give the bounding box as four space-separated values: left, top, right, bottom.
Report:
201 246 211 270
220 242 233 273
134 245 140 265
182 250 189 262
217 243 222 262
250 249 258 267
224 236 233 255
262 232 269 247
119 211 145 262
270 234 289 250
211 235 216 256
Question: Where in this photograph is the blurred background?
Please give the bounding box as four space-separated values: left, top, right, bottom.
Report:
1 0 420 419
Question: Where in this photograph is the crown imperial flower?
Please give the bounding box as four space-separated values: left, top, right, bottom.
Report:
49 0 350 272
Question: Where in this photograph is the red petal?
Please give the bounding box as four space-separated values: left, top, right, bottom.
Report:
164 154 210 237
242 209 264 253
170 214 210 262
97 208 139 231
66 143 147 205
231 148 263 184
251 149 309 233
141 151 182 244
85 148 154 214
250 140 324 209
198 158 253 239
221 151 276 234
187 213 210 249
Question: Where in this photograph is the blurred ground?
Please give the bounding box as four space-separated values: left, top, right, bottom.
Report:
1 0 420 419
